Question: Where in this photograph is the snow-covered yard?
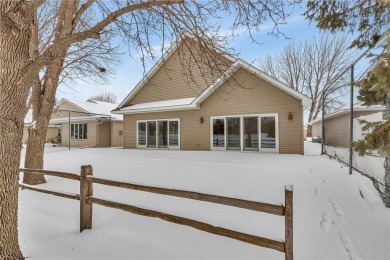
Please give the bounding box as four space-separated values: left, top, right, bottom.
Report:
18 143 390 259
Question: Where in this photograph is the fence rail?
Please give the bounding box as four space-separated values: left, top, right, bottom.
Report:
88 176 284 216
19 165 293 259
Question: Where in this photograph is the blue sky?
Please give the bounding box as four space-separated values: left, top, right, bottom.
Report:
56 3 369 113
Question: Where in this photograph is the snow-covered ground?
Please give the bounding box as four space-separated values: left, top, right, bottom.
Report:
18 142 390 259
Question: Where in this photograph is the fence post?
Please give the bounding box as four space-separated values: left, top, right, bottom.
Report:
80 165 93 232
285 185 293 260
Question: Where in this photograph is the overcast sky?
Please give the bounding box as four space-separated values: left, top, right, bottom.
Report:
55 3 370 114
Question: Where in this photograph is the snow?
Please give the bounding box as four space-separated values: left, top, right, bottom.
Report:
118 97 197 112
18 142 390 259
58 99 123 120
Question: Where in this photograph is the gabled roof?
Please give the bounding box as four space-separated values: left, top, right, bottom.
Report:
56 98 123 121
114 40 311 114
308 102 385 125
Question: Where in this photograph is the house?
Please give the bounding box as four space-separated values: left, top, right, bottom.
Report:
49 99 124 147
308 102 385 148
113 40 311 154
23 109 60 144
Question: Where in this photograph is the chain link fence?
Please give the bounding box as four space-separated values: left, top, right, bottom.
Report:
311 36 389 204
323 145 386 201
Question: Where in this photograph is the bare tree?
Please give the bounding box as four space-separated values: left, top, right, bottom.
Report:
259 34 354 135
90 92 117 103
0 0 301 258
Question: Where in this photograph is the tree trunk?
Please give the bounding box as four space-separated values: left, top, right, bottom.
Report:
0 2 33 258
23 127 48 185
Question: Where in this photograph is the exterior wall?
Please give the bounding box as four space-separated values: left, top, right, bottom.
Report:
124 68 304 154
22 126 59 144
52 101 88 119
111 121 124 147
61 121 98 147
46 127 60 142
97 121 110 147
311 111 382 148
127 44 231 105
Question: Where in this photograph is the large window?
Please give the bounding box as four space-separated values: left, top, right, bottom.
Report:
211 114 278 152
137 119 180 149
71 123 87 140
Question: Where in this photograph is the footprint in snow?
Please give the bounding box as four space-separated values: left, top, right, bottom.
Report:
320 211 331 232
338 231 364 260
314 187 321 196
329 198 344 221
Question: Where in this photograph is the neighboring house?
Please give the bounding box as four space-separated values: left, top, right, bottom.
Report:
23 109 59 144
49 99 124 147
113 40 311 154
309 102 385 148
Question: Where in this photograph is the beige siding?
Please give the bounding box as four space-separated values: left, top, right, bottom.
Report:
51 101 88 119
124 69 304 154
311 111 380 148
127 43 231 105
22 126 59 144
61 121 98 147
111 122 124 147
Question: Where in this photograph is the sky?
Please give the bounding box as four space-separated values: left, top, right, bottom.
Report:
55 3 373 116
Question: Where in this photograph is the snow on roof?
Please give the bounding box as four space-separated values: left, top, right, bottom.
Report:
308 101 385 125
115 97 197 114
57 99 123 120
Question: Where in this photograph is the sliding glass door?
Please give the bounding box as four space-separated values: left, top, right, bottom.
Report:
137 119 180 149
158 121 168 148
147 121 157 148
260 116 276 150
212 118 225 149
227 117 240 150
211 114 278 153
243 117 258 151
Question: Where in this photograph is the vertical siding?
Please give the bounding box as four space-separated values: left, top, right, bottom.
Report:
124 68 304 154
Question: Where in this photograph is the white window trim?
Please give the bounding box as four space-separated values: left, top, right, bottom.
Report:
70 123 88 140
136 118 180 150
210 113 279 153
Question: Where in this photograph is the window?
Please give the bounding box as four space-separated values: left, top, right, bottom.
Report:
138 122 146 145
260 117 276 148
212 118 225 148
211 114 278 152
137 119 180 149
169 121 179 147
71 123 88 140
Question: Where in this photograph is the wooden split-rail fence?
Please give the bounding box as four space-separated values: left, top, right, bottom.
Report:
19 166 293 259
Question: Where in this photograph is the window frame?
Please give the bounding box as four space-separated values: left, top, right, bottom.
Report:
210 113 279 153
70 123 88 140
136 118 180 150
